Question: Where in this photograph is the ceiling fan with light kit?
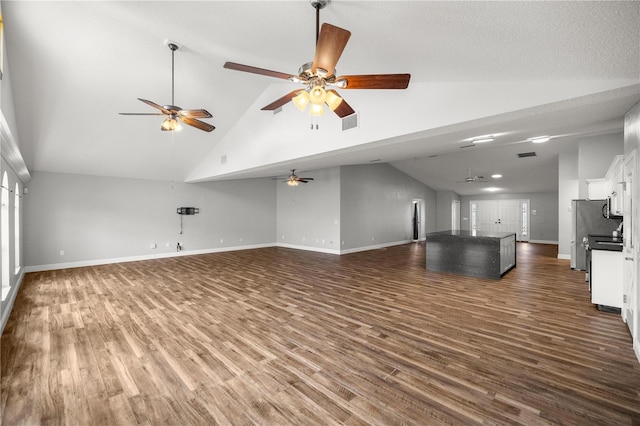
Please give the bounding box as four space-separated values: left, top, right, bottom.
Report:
278 169 314 186
223 0 411 121
457 168 487 183
119 42 215 132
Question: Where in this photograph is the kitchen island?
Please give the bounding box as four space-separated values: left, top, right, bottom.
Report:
425 230 516 280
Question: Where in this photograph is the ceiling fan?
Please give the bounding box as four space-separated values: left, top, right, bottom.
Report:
119 42 215 132
281 169 314 186
223 0 410 119
457 168 487 183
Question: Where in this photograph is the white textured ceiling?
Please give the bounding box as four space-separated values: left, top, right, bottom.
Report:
2 1 639 195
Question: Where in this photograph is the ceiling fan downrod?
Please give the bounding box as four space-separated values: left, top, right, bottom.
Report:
168 42 178 106
310 0 328 46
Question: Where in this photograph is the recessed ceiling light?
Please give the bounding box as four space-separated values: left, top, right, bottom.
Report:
491 174 502 179
472 135 495 144
529 135 550 144
483 187 500 192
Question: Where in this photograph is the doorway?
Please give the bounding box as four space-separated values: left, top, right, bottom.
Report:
411 199 423 241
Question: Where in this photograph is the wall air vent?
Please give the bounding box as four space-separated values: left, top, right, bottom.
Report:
342 113 358 131
517 151 537 158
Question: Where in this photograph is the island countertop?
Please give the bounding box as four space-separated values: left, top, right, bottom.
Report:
425 230 516 279
426 230 516 239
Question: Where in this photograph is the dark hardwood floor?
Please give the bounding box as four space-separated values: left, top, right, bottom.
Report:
1 243 639 425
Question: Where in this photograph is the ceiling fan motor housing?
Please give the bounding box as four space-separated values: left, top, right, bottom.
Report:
310 0 328 10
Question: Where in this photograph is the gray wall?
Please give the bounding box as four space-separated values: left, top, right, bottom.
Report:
436 191 460 231
276 167 341 253
578 132 624 198
460 192 559 242
341 163 436 251
24 172 276 268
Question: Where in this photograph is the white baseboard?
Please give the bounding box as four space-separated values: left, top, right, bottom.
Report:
635 341 640 365
25 240 417 272
557 254 571 260
529 240 559 245
1 269 25 336
24 243 276 273
276 243 340 255
340 240 412 255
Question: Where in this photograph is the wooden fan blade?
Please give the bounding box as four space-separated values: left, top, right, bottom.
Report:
224 62 293 80
337 74 411 89
312 23 351 76
179 117 215 132
119 113 165 116
326 90 355 118
138 98 172 114
261 90 300 111
178 109 212 119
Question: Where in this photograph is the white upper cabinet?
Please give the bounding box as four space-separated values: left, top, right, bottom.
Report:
606 155 624 216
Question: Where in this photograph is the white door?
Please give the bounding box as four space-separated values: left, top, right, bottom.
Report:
498 200 521 237
623 151 636 337
472 199 529 240
474 200 499 233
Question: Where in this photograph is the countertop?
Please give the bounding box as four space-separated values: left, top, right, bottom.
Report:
587 234 623 252
426 230 516 239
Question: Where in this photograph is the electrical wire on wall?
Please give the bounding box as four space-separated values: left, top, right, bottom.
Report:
176 207 199 236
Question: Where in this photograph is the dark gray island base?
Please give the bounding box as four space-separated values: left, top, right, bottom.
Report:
425 230 516 280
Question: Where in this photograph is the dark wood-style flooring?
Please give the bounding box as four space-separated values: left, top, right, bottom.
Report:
2 243 639 425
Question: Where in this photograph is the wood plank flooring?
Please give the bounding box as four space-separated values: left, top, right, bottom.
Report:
2 243 639 425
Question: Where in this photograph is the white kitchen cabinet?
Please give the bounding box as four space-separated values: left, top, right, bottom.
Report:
591 250 623 309
605 155 624 216
587 178 608 199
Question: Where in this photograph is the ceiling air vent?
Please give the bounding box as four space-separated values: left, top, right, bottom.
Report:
342 113 358 131
273 107 283 115
460 144 476 149
517 151 537 158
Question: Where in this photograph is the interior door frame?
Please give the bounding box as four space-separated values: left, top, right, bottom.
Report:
411 199 424 241
622 150 637 342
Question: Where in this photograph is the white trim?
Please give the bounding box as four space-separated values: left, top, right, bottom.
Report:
0 110 30 182
558 254 571 260
340 240 412 255
276 243 340 255
1 269 25 336
24 243 276 273
529 240 559 245
635 341 640 364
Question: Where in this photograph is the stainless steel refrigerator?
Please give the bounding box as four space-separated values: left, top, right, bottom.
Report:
571 199 621 270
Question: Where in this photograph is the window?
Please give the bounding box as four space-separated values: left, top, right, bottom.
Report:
2 172 9 300
14 182 20 273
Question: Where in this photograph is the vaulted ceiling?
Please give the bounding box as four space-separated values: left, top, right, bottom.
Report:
2 1 639 195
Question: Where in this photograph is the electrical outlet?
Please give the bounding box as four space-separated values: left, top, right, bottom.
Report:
59 250 64 256
150 243 157 249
